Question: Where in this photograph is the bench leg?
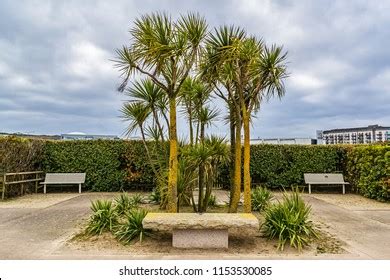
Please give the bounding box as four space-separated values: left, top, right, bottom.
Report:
79 184 81 194
44 184 47 194
308 184 311 194
342 184 345 194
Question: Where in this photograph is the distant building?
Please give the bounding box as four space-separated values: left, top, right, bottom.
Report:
61 132 119 140
250 138 317 145
318 124 390 144
0 132 61 140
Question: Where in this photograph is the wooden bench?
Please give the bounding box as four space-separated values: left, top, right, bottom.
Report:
304 173 349 194
1 171 44 200
143 213 259 248
40 173 86 194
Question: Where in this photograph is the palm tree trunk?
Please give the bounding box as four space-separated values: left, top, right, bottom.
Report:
152 108 165 143
197 122 205 212
188 106 194 146
139 126 158 177
167 97 178 213
229 108 242 213
229 105 236 205
242 106 251 212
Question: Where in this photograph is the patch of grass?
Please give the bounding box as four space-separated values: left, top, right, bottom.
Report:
86 199 117 235
114 208 150 244
262 190 318 251
251 186 273 211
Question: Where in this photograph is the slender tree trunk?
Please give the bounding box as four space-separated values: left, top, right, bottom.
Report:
167 97 178 213
197 122 205 212
152 108 165 143
140 126 158 177
229 108 242 212
188 106 194 146
229 105 236 205
242 106 251 212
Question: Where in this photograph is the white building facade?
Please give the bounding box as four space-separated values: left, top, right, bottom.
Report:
250 138 317 145
319 125 390 145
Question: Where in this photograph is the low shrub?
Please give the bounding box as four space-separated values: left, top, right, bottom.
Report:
114 193 135 215
251 186 273 211
149 188 161 204
86 199 118 235
114 208 150 244
262 190 318 250
345 145 390 201
130 193 144 206
207 194 217 207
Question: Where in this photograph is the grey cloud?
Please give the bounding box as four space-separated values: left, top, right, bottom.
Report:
0 0 389 138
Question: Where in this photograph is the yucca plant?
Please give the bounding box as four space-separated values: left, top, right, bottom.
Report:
114 208 150 244
130 193 144 206
251 186 273 211
86 199 117 235
149 188 161 204
114 193 135 215
207 194 217 207
262 190 318 251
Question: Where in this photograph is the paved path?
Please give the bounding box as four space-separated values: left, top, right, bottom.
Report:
0 193 114 259
1 192 390 259
304 195 390 259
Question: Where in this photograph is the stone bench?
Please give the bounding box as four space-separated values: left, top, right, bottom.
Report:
143 213 259 248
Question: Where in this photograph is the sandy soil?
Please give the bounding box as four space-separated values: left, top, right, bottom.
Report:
66 222 345 259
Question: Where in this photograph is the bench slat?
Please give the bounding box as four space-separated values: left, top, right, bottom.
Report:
42 173 86 184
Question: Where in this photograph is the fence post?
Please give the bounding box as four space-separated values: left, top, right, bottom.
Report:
2 173 6 200
35 172 39 193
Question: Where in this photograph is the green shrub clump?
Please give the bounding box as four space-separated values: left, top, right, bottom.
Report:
114 208 150 244
86 199 118 235
251 186 273 211
114 193 135 215
262 190 318 250
346 145 390 201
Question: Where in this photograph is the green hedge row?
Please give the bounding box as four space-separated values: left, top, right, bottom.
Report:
249 144 345 187
1 136 388 201
42 140 156 191
345 145 390 201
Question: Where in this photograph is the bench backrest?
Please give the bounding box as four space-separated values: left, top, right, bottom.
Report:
44 173 86 184
304 173 346 184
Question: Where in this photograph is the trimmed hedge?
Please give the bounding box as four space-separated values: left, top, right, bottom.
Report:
42 140 127 191
249 144 345 188
1 136 389 201
0 136 44 173
345 145 390 201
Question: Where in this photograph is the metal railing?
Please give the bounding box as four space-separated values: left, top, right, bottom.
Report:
1 171 44 200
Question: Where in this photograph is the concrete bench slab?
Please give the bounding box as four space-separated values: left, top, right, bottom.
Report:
143 213 259 249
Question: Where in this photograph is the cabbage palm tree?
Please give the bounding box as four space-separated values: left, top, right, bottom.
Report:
240 44 288 212
201 25 247 212
114 12 207 212
120 102 158 176
125 79 167 142
202 26 288 212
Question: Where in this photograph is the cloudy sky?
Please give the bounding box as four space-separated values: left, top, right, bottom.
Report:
1 0 389 139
